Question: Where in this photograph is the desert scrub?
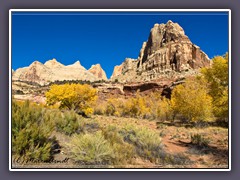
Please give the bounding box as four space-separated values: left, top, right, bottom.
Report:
104 98 124 117
119 125 163 162
80 118 100 133
94 101 107 115
102 125 136 166
161 153 192 166
12 100 54 162
191 133 210 148
66 132 114 165
159 130 167 137
55 110 80 136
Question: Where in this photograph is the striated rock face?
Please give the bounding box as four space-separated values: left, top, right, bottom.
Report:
93 83 125 100
13 61 53 85
111 64 123 79
111 58 138 82
12 59 107 85
88 64 108 81
111 20 210 83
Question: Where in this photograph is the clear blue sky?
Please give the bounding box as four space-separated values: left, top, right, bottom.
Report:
12 11 229 78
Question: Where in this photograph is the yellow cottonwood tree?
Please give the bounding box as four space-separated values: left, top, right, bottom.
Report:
171 78 213 122
201 53 228 121
105 98 124 116
158 97 174 121
46 83 97 116
123 92 149 118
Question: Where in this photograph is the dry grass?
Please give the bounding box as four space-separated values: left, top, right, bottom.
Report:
91 115 228 168
12 114 228 169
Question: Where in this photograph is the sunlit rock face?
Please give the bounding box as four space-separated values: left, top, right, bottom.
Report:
111 20 210 83
88 64 108 81
12 59 107 85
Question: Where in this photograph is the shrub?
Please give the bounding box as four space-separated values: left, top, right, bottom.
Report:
94 101 106 115
162 153 192 166
119 125 163 162
55 110 80 136
143 92 163 120
81 118 100 133
157 97 174 121
12 100 54 162
191 134 210 148
97 92 176 121
101 125 135 165
103 98 125 117
67 132 114 165
122 94 149 118
105 98 119 116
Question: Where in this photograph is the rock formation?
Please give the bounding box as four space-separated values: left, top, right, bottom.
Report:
13 61 53 85
110 64 123 79
111 20 210 83
12 59 107 85
66 60 86 70
88 64 108 81
44 58 64 68
12 20 211 97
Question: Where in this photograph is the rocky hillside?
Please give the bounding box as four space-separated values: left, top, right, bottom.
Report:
111 20 210 83
12 59 108 85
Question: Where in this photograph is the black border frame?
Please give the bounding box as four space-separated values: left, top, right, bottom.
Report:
1 0 240 179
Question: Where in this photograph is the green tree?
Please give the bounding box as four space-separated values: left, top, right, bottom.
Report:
46 83 97 116
171 78 213 122
201 53 228 121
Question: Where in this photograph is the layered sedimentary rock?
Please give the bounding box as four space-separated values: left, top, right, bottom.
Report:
111 58 138 82
111 20 210 83
88 64 108 81
12 59 107 85
110 64 123 79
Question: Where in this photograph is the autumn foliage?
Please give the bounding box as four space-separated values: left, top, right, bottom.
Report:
46 83 97 116
201 54 229 121
43 54 228 124
171 78 213 122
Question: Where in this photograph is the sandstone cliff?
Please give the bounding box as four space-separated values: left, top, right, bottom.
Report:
12 59 107 85
111 20 210 83
44 58 64 68
110 64 123 79
88 64 108 81
13 20 211 88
